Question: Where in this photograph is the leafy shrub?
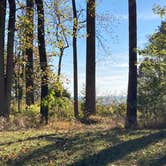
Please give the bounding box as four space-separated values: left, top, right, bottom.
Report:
96 96 126 121
49 97 74 120
43 81 75 120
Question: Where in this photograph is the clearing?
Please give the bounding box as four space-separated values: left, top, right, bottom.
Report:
0 118 166 166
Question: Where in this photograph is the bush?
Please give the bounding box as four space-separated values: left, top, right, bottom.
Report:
49 97 74 120
42 81 75 120
96 96 126 122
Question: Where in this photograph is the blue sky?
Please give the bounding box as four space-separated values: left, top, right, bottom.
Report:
53 0 166 96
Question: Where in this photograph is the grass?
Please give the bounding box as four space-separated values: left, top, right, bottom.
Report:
0 117 166 166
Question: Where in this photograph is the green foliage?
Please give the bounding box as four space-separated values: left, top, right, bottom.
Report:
25 104 40 117
79 86 86 116
0 104 39 130
96 103 110 116
43 81 74 120
45 0 71 56
11 102 40 115
138 19 166 127
49 97 74 120
96 97 126 123
153 5 166 17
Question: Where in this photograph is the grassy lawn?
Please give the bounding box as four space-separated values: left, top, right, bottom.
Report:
0 119 166 166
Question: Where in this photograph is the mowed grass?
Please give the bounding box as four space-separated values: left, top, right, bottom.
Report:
0 118 166 166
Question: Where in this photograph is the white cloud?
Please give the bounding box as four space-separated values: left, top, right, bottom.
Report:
64 71 128 97
96 75 127 96
63 52 129 96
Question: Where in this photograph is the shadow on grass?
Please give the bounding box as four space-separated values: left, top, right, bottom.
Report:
6 128 122 165
5 129 166 166
0 127 124 147
0 133 60 147
70 130 166 166
148 155 166 166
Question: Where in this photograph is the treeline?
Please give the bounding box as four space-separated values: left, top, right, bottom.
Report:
0 0 96 125
0 0 165 128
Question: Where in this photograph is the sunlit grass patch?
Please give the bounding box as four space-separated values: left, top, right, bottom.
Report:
0 121 166 166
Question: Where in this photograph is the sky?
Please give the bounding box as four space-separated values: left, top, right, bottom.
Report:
53 0 166 97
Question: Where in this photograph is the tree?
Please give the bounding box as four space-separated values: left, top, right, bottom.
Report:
72 0 79 118
36 0 49 124
125 0 137 128
0 0 6 116
5 0 16 117
85 0 96 115
25 0 35 106
52 0 69 80
138 21 166 126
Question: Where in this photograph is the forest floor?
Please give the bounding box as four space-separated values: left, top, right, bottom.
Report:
0 117 166 166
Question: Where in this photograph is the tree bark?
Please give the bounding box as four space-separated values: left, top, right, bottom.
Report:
26 0 34 106
36 0 49 124
72 0 79 118
85 0 96 115
126 0 137 128
0 0 6 116
57 48 63 80
5 0 16 117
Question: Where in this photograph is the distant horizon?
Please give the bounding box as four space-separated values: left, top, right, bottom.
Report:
74 95 127 100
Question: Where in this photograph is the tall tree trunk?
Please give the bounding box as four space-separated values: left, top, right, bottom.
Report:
26 0 34 106
0 0 6 116
36 0 49 124
17 54 22 112
5 0 16 117
85 0 96 116
57 48 63 80
126 0 137 128
72 0 79 118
